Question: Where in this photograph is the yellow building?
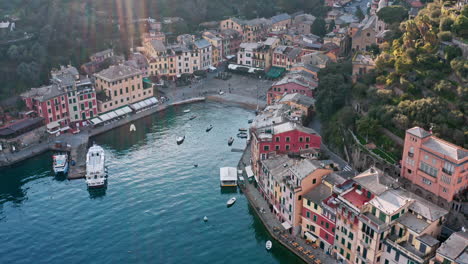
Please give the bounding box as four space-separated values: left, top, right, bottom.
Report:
94 65 153 112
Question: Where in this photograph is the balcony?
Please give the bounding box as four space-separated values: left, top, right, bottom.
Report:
359 212 389 233
441 168 453 176
386 235 433 263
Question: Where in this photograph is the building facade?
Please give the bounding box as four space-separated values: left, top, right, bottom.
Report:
400 127 468 203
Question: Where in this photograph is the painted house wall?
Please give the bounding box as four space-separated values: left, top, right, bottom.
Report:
267 82 313 105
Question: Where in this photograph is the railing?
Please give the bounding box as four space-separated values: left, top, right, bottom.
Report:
442 168 453 176
359 213 388 233
386 237 427 262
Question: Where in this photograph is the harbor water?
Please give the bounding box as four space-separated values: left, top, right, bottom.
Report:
0 102 305 264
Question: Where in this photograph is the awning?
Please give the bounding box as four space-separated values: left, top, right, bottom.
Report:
305 231 317 242
282 221 292 230
209 66 217 71
228 64 238 70
60 126 70 132
99 113 112 122
90 118 102 125
225 55 235 60
245 166 254 179
46 121 60 130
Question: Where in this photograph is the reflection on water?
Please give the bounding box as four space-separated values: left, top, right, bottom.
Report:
88 186 107 199
0 152 51 205
0 102 305 264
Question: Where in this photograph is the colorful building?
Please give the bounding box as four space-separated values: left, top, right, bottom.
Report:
267 74 317 105
260 155 333 234
400 127 468 204
250 121 321 176
94 65 152 112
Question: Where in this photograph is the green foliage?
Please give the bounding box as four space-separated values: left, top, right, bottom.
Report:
328 20 335 33
355 8 365 21
437 31 452 41
444 46 462 62
439 17 454 31
311 18 327 37
356 116 379 139
452 15 468 39
315 62 352 119
377 6 408 25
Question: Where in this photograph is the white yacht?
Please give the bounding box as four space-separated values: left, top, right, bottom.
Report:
53 153 69 175
85 144 107 188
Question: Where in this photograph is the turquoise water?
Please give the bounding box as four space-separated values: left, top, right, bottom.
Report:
0 102 305 264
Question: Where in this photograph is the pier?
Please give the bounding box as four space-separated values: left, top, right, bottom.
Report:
0 97 207 179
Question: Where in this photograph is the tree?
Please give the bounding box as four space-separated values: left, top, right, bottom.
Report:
355 8 365 21
452 15 468 39
356 116 379 140
437 31 452 42
377 6 408 25
328 20 335 33
444 46 462 62
311 18 327 37
7 45 19 60
439 17 454 31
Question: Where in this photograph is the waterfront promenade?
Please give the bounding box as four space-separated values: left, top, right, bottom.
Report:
238 143 336 264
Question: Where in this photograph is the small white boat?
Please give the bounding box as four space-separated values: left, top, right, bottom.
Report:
266 240 272 250
227 197 236 207
183 109 191 113
228 137 234 146
53 153 69 175
129 124 136 132
203 216 208 222
176 135 185 145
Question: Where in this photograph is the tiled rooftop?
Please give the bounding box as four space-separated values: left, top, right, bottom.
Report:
341 187 372 209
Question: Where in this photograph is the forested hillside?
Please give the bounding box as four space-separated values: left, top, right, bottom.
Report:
0 0 327 99
316 1 467 159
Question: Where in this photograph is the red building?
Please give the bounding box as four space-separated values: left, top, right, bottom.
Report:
250 121 321 176
267 75 316 105
22 84 70 133
21 66 98 133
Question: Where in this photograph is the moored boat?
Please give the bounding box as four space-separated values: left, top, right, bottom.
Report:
238 128 247 132
227 197 236 207
85 144 107 188
206 125 213 132
237 132 247 138
189 115 197 120
177 135 185 145
266 240 272 250
183 109 191 113
228 137 234 146
53 153 69 175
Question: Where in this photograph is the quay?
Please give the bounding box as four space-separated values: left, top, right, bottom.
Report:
0 97 206 180
237 142 335 264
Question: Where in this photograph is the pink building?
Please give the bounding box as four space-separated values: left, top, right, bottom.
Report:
267 75 317 105
400 127 468 203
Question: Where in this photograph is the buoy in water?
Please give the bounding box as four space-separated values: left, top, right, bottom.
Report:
130 124 136 132
203 216 208 222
